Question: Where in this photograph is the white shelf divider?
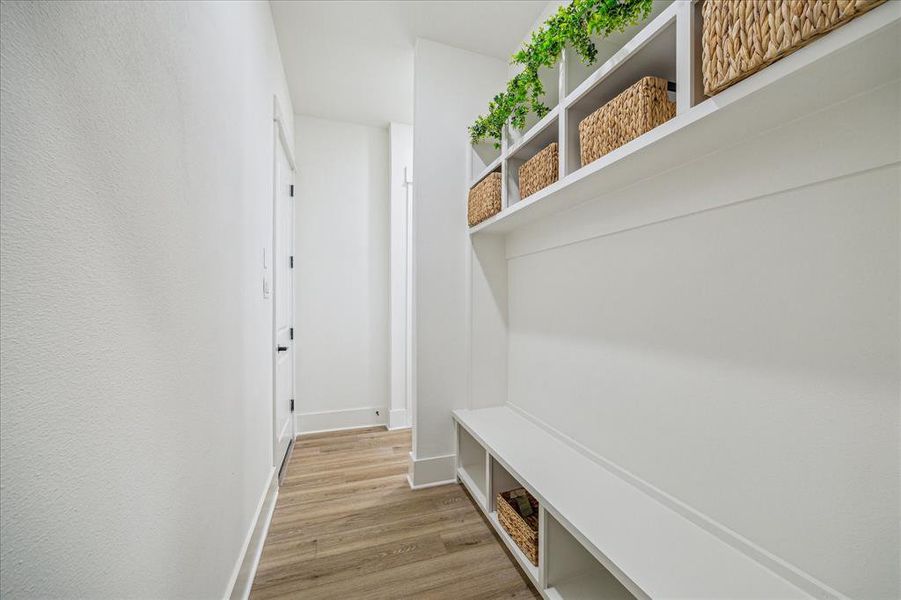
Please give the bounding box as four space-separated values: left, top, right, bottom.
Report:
455 422 488 508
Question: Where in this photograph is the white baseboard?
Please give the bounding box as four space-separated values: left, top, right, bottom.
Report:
295 406 387 435
388 408 410 430
407 452 456 489
406 474 458 490
224 467 278 600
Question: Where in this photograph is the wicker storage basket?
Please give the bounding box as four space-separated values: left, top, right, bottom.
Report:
702 0 887 96
578 76 675 168
519 143 559 200
468 172 502 227
497 488 539 566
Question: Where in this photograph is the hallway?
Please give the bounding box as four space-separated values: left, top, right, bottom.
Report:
250 428 539 599
1 1 899 598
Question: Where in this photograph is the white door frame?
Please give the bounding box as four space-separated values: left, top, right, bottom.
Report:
272 96 297 477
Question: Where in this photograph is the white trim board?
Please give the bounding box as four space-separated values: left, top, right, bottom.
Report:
405 475 458 490
388 408 410 430
294 406 387 435
224 467 278 600
407 452 456 489
272 95 296 170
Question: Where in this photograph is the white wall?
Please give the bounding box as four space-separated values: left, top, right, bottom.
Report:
0 1 293 598
505 81 900 599
293 115 389 434
410 39 506 485
389 122 414 430
506 0 564 79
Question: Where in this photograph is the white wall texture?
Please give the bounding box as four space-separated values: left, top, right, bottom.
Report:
389 122 414 430
506 0 565 80
0 1 293 597
411 39 506 483
504 81 900 599
293 115 389 433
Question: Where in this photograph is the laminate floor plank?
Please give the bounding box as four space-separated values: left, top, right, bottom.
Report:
251 427 539 599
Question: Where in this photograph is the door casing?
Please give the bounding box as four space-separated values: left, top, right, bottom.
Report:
272 97 296 480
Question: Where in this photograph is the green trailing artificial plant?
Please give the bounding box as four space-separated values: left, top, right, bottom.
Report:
469 0 654 148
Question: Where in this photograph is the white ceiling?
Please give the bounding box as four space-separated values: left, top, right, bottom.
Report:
270 1 549 128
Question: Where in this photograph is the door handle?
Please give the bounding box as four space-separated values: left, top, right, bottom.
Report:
277 346 288 352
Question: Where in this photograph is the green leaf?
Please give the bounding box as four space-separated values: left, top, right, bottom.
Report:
469 0 654 146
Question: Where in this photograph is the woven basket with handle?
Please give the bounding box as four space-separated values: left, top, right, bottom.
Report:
578 76 675 168
467 172 502 227
701 0 887 96
497 488 539 566
519 143 559 200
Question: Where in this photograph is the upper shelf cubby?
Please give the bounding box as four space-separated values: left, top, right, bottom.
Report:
505 107 559 207
470 141 502 187
564 10 677 177
564 0 675 97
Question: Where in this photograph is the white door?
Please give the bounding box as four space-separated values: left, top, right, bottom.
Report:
273 130 295 475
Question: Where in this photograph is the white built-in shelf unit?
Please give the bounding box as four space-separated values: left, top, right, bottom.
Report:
455 407 814 599
466 0 901 236
459 1 901 599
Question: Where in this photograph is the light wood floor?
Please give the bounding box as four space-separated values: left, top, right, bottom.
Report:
251 426 540 599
